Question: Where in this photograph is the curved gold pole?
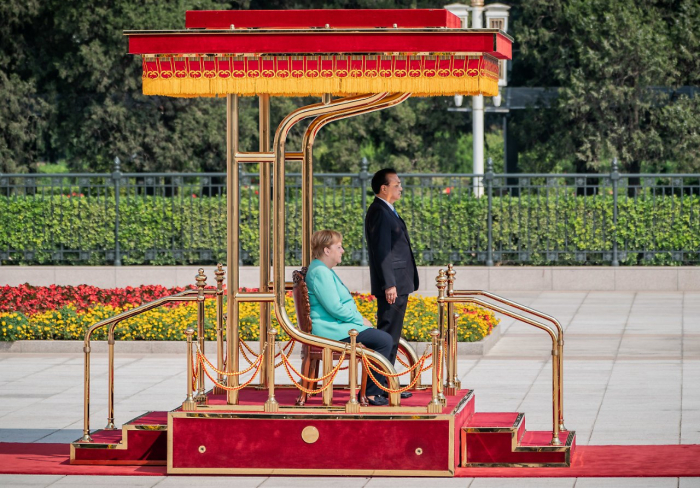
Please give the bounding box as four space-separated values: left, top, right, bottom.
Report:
440 295 561 445
300 93 423 391
450 289 566 431
300 93 411 266
272 93 402 406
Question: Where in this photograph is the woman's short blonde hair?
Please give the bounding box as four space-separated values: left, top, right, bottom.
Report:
311 230 342 259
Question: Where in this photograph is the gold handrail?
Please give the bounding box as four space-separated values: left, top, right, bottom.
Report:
80 287 217 442
448 287 566 432
438 292 563 446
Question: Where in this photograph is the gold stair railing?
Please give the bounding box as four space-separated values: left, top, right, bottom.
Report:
436 265 566 446
79 267 222 443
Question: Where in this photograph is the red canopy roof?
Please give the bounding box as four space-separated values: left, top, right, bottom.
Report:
125 9 513 98
185 9 462 29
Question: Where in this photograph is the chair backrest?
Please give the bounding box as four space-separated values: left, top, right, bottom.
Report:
292 267 312 333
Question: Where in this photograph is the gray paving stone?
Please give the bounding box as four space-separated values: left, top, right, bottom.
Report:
156 476 268 487
259 477 368 487
48 475 162 486
575 479 678 488
469 479 576 487
0 474 65 487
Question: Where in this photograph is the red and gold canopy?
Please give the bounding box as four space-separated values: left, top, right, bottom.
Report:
126 9 513 98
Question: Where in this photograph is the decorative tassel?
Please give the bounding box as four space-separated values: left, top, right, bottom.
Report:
143 75 498 98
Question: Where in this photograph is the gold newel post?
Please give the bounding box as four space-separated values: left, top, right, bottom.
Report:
427 329 443 413
182 327 197 411
264 328 279 412
214 264 226 395
345 329 360 414
435 270 448 403
195 269 208 403
445 264 460 394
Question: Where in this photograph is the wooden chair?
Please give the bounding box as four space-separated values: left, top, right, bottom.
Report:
292 268 369 406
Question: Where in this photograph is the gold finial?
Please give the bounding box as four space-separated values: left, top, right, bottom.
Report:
447 263 456 281
446 264 456 295
214 263 225 292
196 268 207 300
436 269 447 298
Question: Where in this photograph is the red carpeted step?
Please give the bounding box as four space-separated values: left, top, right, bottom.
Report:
519 430 572 447
465 412 526 440
127 411 168 426
467 412 520 428
88 430 123 444
71 411 169 465
461 411 575 467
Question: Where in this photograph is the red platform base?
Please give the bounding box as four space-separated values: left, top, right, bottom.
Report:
71 388 576 476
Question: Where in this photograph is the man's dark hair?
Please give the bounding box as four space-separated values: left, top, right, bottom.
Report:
371 168 397 195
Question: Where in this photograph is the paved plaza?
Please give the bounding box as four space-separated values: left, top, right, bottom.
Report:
1 291 699 487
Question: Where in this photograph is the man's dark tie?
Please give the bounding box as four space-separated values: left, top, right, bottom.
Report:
392 208 399 218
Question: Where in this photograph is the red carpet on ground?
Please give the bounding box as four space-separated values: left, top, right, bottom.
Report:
1 442 700 477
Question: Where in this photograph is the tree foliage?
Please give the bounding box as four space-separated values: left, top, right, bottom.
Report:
511 0 700 173
0 0 698 174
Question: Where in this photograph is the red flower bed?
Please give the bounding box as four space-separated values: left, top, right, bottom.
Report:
0 284 265 316
0 283 198 315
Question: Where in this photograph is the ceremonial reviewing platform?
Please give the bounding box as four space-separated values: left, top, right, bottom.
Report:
1 5 699 488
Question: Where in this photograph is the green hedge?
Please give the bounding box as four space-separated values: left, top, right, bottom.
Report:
1 191 698 265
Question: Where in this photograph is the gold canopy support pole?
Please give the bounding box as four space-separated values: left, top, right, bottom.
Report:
272 93 403 406
226 94 241 404
259 94 271 388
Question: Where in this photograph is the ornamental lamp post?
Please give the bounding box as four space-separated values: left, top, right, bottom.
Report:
445 2 510 196
484 3 511 108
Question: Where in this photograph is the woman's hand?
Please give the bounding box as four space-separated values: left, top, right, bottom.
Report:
362 317 373 328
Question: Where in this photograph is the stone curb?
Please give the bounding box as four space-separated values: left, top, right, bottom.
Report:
0 326 500 356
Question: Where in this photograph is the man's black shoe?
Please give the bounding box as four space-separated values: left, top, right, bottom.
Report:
381 391 413 399
367 395 389 406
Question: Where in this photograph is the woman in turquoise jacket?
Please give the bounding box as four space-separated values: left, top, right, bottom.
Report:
306 229 393 406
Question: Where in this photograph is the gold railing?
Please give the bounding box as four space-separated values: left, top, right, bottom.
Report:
437 264 566 446
79 267 223 442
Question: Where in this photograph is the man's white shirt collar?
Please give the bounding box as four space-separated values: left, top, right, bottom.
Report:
376 196 396 213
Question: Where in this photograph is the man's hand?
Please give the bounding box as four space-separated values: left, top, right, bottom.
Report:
385 286 397 305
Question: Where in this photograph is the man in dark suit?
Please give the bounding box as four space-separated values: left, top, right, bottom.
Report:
365 168 419 399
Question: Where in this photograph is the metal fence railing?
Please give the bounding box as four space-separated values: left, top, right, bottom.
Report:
1 158 698 266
